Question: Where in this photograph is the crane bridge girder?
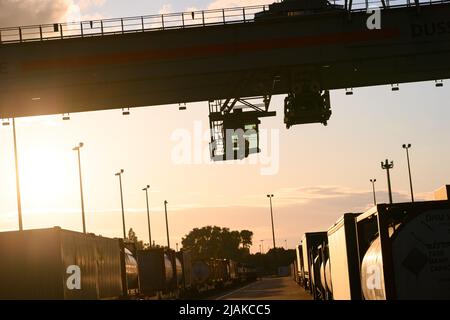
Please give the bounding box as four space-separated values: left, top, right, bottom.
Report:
0 1 449 159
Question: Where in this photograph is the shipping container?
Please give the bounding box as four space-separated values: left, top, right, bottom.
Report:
318 243 332 300
174 255 183 288
192 261 210 285
295 244 305 286
327 213 362 300
0 227 123 300
177 250 192 290
229 260 239 281
357 200 450 300
291 261 297 282
207 259 226 285
237 262 258 282
216 259 231 283
278 266 291 277
310 240 328 300
123 247 139 295
136 248 178 296
301 232 327 291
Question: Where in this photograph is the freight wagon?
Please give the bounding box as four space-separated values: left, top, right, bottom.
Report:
300 232 327 293
317 242 332 300
0 227 258 300
122 241 140 296
0 227 124 300
237 262 258 282
136 247 183 299
177 249 193 294
189 258 254 293
294 245 304 286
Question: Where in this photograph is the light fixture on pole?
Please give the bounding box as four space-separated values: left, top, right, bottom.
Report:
402 144 415 202
267 194 276 249
142 185 152 247
164 200 170 249
73 142 86 233
381 159 394 204
370 179 377 206
12 118 23 231
115 169 126 239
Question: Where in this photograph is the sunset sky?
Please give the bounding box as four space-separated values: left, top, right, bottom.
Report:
0 0 449 253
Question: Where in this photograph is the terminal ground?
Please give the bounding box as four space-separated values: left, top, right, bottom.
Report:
213 277 312 300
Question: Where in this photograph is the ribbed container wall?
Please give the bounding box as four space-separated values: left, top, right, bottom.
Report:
0 228 123 300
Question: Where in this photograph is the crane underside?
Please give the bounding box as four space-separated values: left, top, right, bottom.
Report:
1 0 449 160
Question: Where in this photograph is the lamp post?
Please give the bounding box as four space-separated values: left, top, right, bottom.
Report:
142 185 152 247
402 144 415 202
115 169 126 239
381 159 394 204
12 119 23 231
73 142 86 233
370 179 377 206
164 200 170 249
267 194 276 249
3 118 24 230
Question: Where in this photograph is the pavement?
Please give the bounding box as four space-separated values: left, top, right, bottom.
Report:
215 277 312 300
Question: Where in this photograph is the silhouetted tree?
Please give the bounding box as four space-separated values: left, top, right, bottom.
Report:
128 228 144 250
240 230 253 248
182 226 253 261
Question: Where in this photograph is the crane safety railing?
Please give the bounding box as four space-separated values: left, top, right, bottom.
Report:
331 0 450 11
0 5 268 44
0 0 448 45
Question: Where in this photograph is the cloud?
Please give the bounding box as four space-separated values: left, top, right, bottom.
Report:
159 4 173 14
0 184 435 253
77 0 106 11
0 0 72 27
0 0 106 27
185 6 199 12
244 185 416 209
208 0 273 10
